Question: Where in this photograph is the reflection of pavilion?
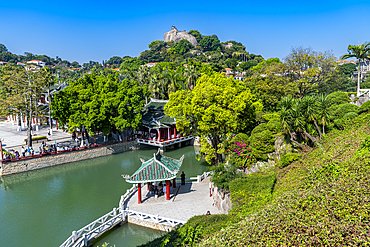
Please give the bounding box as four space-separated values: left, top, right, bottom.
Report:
124 149 184 204
136 99 193 152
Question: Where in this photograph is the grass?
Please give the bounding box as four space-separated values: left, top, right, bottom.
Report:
142 112 370 246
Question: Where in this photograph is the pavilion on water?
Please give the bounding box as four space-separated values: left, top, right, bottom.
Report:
135 98 193 152
124 149 184 203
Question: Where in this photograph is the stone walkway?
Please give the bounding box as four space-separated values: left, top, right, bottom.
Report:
127 180 220 222
0 120 129 155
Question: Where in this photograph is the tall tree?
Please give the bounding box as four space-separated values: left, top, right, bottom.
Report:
340 42 370 96
0 65 48 147
165 72 262 164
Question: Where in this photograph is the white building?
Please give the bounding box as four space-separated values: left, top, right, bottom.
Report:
27 60 46 67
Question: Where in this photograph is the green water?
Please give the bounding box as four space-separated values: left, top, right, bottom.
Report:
0 146 208 247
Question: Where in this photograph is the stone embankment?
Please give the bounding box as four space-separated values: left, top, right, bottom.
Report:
0 141 138 176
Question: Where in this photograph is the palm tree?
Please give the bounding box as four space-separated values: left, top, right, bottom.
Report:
163 69 181 95
184 65 200 90
301 96 322 139
316 94 331 135
340 42 370 97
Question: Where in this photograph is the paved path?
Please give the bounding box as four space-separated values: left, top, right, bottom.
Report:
0 120 128 155
127 180 220 222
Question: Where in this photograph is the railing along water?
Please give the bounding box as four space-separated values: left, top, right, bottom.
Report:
60 172 212 247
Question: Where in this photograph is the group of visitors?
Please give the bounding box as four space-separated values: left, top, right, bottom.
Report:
148 181 171 197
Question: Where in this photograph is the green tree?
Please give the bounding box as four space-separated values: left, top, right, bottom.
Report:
51 73 147 139
0 44 8 53
340 42 370 96
106 56 123 67
168 39 194 55
338 63 356 77
0 65 48 147
188 30 202 43
199 36 221 52
165 72 262 164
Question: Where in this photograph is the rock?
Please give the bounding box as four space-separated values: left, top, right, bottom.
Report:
212 186 231 214
164 26 198 47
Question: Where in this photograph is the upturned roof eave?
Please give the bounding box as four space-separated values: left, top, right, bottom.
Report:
125 174 178 183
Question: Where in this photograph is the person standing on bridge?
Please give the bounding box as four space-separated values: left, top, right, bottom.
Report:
181 171 186 185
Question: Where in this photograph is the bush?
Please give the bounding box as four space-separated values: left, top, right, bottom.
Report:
278 153 300 168
331 103 359 119
343 111 358 120
327 91 350 107
334 118 345 130
249 130 275 161
24 136 47 142
251 123 268 136
266 118 282 134
359 100 370 114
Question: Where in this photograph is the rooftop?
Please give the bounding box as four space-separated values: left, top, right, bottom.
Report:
125 149 184 183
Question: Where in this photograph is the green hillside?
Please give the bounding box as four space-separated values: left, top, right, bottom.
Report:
142 112 370 246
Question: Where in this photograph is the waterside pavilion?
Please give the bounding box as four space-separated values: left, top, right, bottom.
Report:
124 150 184 203
136 98 193 152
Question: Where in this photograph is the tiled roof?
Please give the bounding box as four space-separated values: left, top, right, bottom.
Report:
125 150 184 183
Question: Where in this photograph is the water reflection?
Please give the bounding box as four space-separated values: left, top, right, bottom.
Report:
0 145 208 247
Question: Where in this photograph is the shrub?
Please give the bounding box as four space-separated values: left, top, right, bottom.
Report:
249 130 275 161
24 136 47 142
343 111 358 120
266 118 282 134
334 118 345 130
327 91 350 107
278 153 300 168
332 103 359 119
261 113 280 122
359 100 370 114
251 123 268 136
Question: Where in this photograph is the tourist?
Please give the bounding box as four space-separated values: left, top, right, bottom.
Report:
72 131 76 140
181 171 186 185
163 184 166 195
15 151 19 159
38 146 42 154
206 211 211 215
30 147 34 156
21 146 25 157
149 183 154 195
48 129 51 136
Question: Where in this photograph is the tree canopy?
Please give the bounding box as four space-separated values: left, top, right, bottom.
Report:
51 72 147 135
164 72 262 164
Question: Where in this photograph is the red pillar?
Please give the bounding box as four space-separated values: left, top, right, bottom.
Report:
173 126 177 139
147 182 150 190
158 129 161 141
138 183 142 204
56 120 58 130
173 178 176 188
166 180 170 200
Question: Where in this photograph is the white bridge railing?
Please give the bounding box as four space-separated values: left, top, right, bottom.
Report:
126 210 186 227
359 89 370 97
60 172 212 247
60 184 138 247
137 136 193 147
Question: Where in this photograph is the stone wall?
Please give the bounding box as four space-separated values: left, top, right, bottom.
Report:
0 141 138 176
212 186 231 214
128 216 175 232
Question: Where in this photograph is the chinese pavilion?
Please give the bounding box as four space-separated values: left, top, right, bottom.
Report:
125 149 184 203
136 98 193 152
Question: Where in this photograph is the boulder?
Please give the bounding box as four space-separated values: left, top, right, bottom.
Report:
164 26 198 47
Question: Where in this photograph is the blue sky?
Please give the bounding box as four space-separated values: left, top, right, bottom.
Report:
1 0 369 64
